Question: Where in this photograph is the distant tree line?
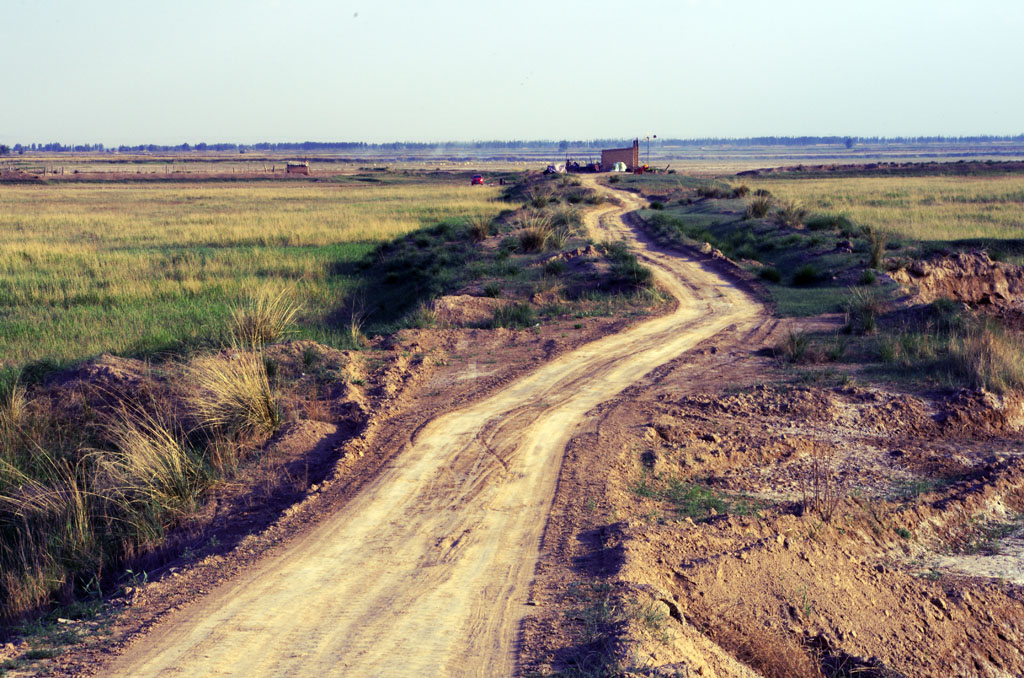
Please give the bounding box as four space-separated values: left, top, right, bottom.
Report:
5 135 1024 154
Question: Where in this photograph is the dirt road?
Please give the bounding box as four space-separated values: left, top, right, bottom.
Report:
102 179 764 677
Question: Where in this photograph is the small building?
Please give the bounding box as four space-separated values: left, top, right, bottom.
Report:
600 139 639 172
286 161 310 175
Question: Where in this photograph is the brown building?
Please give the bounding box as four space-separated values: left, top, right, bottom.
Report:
600 139 639 171
286 161 310 175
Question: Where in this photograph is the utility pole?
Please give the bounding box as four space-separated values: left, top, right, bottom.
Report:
644 134 657 166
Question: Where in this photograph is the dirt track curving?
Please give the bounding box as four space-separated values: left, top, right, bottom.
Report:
101 178 765 677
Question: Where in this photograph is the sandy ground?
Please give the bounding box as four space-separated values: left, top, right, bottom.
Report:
96 181 764 677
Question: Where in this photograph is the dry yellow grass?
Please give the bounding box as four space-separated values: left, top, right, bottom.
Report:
748 175 1024 241
0 179 502 368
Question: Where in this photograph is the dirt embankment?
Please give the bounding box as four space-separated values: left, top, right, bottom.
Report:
892 251 1024 310
523 324 1024 677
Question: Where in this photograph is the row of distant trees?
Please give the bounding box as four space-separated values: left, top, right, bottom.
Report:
2 135 1023 155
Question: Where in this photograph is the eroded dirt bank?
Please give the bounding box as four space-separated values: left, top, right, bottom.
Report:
93 181 763 677
521 203 1024 675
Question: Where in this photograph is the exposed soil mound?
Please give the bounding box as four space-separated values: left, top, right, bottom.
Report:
892 251 1024 309
429 294 503 327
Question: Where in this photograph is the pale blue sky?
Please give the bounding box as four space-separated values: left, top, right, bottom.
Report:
2 0 1022 145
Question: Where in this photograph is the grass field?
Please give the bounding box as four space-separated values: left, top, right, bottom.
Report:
745 175 1024 242
0 179 502 371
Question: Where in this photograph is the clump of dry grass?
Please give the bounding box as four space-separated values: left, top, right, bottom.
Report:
518 214 553 252
948 325 1024 394
775 200 808 228
746 194 774 219
864 226 888 269
0 379 28 451
188 352 280 438
468 215 493 242
231 287 302 347
97 407 208 519
843 287 885 335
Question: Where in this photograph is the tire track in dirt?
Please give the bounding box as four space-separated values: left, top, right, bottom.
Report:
101 178 764 678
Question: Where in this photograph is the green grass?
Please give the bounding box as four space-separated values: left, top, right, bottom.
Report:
0 179 503 371
746 175 1024 243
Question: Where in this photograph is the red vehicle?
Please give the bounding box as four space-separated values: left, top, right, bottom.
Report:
471 174 484 185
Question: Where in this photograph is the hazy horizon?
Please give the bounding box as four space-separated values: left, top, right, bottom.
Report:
3 0 1023 146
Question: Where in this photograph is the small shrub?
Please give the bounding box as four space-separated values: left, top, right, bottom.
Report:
608 175 621 184
649 201 665 210
859 269 877 285
492 302 535 329
791 264 819 286
483 282 502 298
730 184 750 198
800 444 846 523
753 188 772 197
746 194 774 219
759 267 782 283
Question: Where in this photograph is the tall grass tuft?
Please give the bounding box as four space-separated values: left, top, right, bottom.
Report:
864 226 888 269
746 194 774 219
188 352 280 439
948 325 1024 394
518 214 553 252
775 201 808 228
97 407 208 521
844 287 885 334
468 215 493 242
231 287 302 347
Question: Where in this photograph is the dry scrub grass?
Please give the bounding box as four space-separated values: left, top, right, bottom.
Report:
949 326 1024 394
188 352 280 438
747 175 1024 241
231 287 302 347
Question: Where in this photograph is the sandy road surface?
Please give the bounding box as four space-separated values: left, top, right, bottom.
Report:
102 179 763 678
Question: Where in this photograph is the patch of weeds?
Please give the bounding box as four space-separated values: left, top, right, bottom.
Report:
746 194 774 219
664 478 729 521
864 226 888 269
483 282 502 298
791 264 819 287
825 334 849 361
843 287 884 334
545 259 568 276
859 268 877 285
895 527 912 540
758 266 782 283
777 330 812 363
492 302 536 329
